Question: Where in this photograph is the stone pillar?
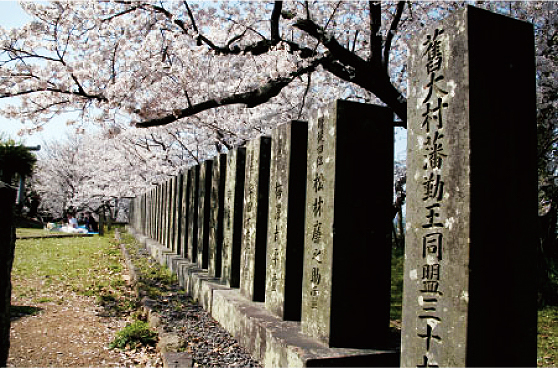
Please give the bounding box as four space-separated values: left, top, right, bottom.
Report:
158 183 163 244
149 189 154 239
198 160 213 269
180 170 190 257
265 121 308 321
167 177 176 250
240 136 272 302
402 6 537 367
300 100 393 349
187 165 200 262
173 173 184 254
162 180 168 246
221 147 246 288
208 153 227 278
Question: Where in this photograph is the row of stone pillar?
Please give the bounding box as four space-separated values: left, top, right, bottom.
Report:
130 100 394 349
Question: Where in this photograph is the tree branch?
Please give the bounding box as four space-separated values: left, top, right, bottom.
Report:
383 1 406 72
270 1 282 43
369 1 382 66
136 57 327 128
294 18 368 70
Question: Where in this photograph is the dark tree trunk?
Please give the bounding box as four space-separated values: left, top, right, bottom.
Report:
0 182 16 367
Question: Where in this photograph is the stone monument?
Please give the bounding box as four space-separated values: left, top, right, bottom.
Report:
265 121 308 321
402 6 537 367
300 100 393 349
208 153 227 278
221 147 246 288
240 136 271 302
197 159 213 270
187 165 200 262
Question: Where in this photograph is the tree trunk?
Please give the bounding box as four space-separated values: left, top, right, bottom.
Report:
0 182 16 367
99 210 105 236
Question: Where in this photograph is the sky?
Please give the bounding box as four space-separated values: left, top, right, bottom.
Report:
0 0 74 147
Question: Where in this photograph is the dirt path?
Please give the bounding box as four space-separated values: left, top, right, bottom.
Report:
8 268 162 367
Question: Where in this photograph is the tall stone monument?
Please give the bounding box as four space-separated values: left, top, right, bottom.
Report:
187 165 200 262
178 171 188 256
240 136 271 302
197 160 213 269
265 121 307 321
300 100 393 348
221 147 246 288
402 6 537 367
208 153 227 278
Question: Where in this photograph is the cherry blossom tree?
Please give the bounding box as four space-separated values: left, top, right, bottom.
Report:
1 2 553 147
32 125 204 219
3 1 556 224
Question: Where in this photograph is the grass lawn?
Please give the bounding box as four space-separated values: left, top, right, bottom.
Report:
12 230 135 314
15 228 49 238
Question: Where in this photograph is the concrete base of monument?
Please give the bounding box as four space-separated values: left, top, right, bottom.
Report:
126 227 399 367
211 289 399 367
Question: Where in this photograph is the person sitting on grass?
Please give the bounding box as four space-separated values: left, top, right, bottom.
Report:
84 212 98 233
67 213 78 228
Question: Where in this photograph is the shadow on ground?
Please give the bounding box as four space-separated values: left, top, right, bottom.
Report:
10 305 43 321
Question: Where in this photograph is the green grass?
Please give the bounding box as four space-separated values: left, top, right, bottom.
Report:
539 306 558 367
12 229 136 317
390 247 404 322
16 228 49 238
120 232 177 300
109 320 158 350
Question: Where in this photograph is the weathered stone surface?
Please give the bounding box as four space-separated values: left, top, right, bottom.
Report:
180 169 191 258
300 100 393 349
221 148 246 288
240 136 271 302
402 6 537 367
211 289 399 368
173 174 183 254
197 160 213 270
162 180 169 247
265 121 307 321
175 172 185 256
208 153 227 278
168 176 177 251
187 166 200 262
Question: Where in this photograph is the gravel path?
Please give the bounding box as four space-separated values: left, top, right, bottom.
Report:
123 237 262 368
